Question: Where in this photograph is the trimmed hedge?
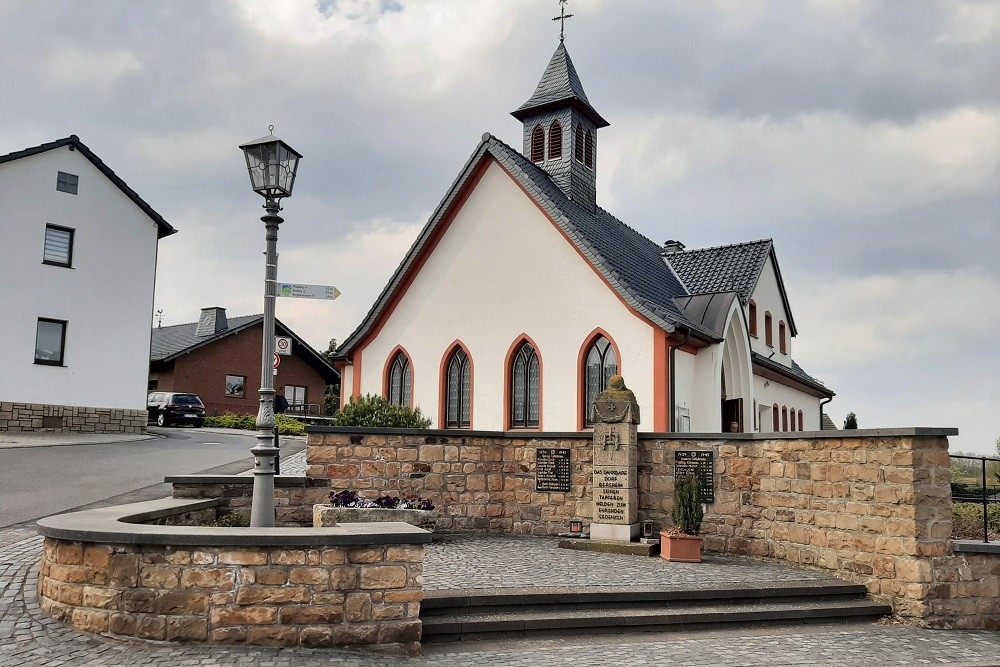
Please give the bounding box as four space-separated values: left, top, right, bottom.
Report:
203 413 306 436
331 394 431 429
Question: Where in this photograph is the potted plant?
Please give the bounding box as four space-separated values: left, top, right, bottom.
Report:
660 474 704 562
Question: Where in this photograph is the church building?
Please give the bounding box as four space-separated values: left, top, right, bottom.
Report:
335 38 834 434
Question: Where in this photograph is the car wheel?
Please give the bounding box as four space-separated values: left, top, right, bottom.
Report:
193 419 205 428
156 412 169 427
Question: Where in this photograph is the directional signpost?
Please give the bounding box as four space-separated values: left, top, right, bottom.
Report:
278 283 341 300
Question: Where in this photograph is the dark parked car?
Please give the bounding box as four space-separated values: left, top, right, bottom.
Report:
147 392 206 427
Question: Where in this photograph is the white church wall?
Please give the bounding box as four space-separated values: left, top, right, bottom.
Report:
754 374 821 433
748 255 792 365
353 160 656 431
0 146 159 411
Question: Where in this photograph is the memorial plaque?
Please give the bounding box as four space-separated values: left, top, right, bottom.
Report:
535 448 571 492
674 450 715 503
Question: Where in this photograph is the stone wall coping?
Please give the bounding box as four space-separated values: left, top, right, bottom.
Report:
165 474 309 487
307 425 959 440
36 496 432 547
953 540 1000 555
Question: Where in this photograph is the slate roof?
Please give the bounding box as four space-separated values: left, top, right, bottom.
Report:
151 314 338 382
0 135 176 239
752 352 833 397
511 42 609 128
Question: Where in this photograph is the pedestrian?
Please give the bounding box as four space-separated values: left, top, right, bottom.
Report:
274 393 288 414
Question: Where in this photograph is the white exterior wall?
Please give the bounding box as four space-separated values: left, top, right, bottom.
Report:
0 147 160 410
754 375 821 433
352 160 656 431
748 256 793 365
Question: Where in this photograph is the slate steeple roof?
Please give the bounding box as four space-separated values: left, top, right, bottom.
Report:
511 42 609 128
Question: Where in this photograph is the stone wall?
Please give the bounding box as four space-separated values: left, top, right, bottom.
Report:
168 476 330 527
306 426 1000 628
0 401 146 433
39 538 423 650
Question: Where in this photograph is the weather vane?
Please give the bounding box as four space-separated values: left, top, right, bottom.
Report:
552 0 573 42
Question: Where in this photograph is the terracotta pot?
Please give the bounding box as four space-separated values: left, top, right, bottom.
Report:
659 531 703 562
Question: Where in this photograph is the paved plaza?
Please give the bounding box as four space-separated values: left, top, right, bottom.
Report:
4 526 1000 666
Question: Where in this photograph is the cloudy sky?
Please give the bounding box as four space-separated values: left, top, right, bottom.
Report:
3 1 997 452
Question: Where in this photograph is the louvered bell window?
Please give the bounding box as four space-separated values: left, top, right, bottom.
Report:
446 348 470 428
548 120 563 159
585 336 618 426
43 225 74 267
530 125 545 163
511 342 540 428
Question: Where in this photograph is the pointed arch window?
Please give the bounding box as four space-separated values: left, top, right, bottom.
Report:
387 352 412 408
548 120 562 159
779 321 787 354
445 348 471 428
772 404 779 432
574 126 585 163
584 131 594 168
510 342 540 428
584 335 618 426
530 125 545 163
798 410 804 432
765 311 773 347
748 300 758 338
781 406 788 432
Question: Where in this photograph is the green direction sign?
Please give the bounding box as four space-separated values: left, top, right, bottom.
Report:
278 283 341 300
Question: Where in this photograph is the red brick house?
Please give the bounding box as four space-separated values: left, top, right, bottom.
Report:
149 307 338 417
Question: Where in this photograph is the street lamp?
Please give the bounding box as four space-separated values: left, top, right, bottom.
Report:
239 128 302 527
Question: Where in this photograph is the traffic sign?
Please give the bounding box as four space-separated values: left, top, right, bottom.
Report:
273 353 281 368
278 283 341 300
275 336 292 355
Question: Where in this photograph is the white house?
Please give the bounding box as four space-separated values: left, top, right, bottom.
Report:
335 43 834 434
0 135 175 432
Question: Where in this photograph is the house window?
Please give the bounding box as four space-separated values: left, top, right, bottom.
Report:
574 126 585 163
388 352 412 407
56 171 79 195
798 410 804 431
748 300 757 337
584 131 594 168
445 348 471 428
765 311 773 347
43 224 74 267
675 405 691 433
772 403 779 431
284 385 307 412
779 321 787 354
510 341 540 428
225 375 246 397
530 125 545 163
584 335 618 426
789 407 796 431
781 406 788 432
34 318 67 365
548 120 562 159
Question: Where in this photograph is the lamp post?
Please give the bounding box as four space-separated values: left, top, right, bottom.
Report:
239 129 302 527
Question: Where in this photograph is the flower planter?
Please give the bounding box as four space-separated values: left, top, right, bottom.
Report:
660 532 702 562
313 505 436 530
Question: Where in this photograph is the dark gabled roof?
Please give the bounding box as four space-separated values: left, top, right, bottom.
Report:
511 42 609 128
752 352 834 398
337 134 725 357
0 135 176 238
666 240 797 337
673 292 740 339
151 314 338 382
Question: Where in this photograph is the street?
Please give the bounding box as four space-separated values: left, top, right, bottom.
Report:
0 427 304 529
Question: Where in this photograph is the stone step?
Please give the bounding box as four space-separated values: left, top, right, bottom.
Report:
421 598 892 642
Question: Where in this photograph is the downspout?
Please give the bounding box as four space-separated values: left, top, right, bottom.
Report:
819 396 833 431
668 326 691 433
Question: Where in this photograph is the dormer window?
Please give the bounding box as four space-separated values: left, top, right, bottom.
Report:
548 120 562 159
530 125 545 163
584 131 594 169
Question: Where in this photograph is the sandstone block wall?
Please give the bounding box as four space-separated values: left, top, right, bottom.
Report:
170 478 330 527
0 401 146 433
39 538 423 650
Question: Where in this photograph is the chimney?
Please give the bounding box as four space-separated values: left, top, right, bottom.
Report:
661 240 686 255
195 307 228 337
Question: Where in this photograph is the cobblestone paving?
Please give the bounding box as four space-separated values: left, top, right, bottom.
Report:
5 532 1000 666
423 534 834 591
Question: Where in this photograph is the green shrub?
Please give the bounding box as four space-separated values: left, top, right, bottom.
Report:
210 512 250 527
331 394 431 429
203 412 305 436
952 502 1000 540
672 475 704 535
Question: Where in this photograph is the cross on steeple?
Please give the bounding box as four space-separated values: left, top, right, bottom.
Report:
552 0 573 42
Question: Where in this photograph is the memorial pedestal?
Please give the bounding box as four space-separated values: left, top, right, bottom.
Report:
590 522 640 541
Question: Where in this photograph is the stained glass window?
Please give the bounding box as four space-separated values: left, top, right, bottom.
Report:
511 342 539 428
584 336 617 426
446 348 470 428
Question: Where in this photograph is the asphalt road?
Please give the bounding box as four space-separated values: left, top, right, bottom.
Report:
0 427 303 529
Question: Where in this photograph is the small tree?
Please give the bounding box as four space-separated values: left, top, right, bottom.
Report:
844 412 858 429
672 475 704 535
332 394 431 429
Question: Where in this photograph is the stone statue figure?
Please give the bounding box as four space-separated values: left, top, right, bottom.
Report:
591 375 640 425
